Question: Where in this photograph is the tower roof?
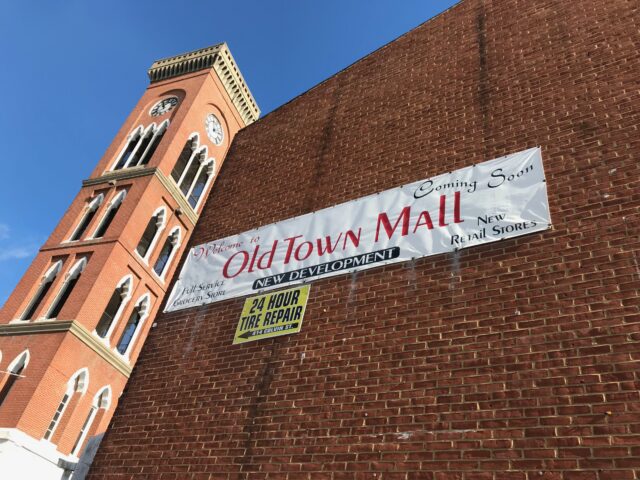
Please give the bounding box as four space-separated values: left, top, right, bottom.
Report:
148 43 260 125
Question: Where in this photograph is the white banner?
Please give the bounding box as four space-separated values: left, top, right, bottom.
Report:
166 147 550 312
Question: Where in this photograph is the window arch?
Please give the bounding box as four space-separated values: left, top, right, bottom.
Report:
138 120 169 166
170 133 199 183
71 385 111 457
91 190 126 239
153 227 181 279
186 159 216 209
20 260 63 320
112 121 169 171
178 146 208 196
0 349 30 407
45 257 87 320
95 276 133 340
113 126 143 170
69 194 104 242
116 294 151 356
136 207 167 261
44 368 89 441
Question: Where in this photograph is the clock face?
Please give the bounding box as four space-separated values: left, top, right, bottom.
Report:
150 97 178 117
205 114 224 145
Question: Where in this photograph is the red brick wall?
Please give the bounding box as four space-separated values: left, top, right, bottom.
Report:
89 0 640 478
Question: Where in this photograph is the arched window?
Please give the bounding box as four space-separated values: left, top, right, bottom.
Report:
178 147 207 196
187 159 216 209
69 194 104 242
71 385 111 457
153 227 181 279
113 127 143 170
0 350 29 407
45 257 87 320
116 295 151 356
92 190 126 239
136 207 166 260
170 134 199 183
20 260 63 320
95 276 132 339
126 126 155 167
138 120 169 166
44 368 88 441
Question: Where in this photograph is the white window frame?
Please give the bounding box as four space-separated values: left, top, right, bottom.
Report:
152 227 181 281
186 158 216 212
0 349 29 402
93 275 133 342
115 294 152 359
43 257 87 320
90 190 126 240
111 126 143 171
67 194 104 242
171 132 200 182
70 385 111 457
17 260 63 322
136 119 169 166
122 124 155 169
176 145 208 193
6 349 30 375
135 207 167 264
43 367 89 442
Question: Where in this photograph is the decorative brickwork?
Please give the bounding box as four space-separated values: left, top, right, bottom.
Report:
89 0 640 478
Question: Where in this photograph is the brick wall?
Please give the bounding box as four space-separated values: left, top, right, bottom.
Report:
88 0 640 478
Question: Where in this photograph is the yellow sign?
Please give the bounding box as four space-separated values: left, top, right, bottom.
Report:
233 285 310 344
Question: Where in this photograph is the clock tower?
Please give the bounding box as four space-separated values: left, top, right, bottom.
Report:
0 44 258 479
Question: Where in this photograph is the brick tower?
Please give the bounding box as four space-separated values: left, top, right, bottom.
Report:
0 44 259 478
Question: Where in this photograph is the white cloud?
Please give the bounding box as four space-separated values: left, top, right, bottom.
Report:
0 245 37 262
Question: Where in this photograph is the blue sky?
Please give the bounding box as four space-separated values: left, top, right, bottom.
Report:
0 0 458 305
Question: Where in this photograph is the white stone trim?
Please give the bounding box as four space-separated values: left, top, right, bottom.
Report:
137 119 170 166
115 293 152 360
89 190 126 240
5 349 30 374
42 258 87 320
177 145 207 191
16 261 63 322
66 194 104 242
190 158 217 212
153 226 181 281
43 368 89 441
70 385 111 457
110 126 143 171
135 206 167 264
93 275 133 343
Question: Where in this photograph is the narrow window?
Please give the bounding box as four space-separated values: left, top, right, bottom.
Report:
95 277 132 339
0 350 29 407
45 258 87 320
136 208 166 259
126 128 154 167
71 386 110 457
171 135 199 183
116 296 150 355
92 190 126 239
187 160 215 208
178 150 204 196
153 228 180 278
21 261 63 320
138 120 169 166
44 369 88 441
113 129 142 170
69 194 104 241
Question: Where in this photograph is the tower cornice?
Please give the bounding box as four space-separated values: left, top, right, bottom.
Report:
148 43 260 125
